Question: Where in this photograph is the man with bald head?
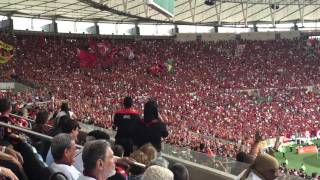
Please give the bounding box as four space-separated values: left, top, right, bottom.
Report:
241 154 280 180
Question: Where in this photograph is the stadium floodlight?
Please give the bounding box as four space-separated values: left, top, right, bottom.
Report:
270 4 280 10
204 0 216 5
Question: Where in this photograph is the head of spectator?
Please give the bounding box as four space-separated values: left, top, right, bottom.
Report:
61 102 69 113
112 145 124 158
250 154 280 180
236 152 247 162
59 116 80 141
82 140 115 179
137 143 158 163
311 172 318 180
35 111 49 125
0 98 12 116
255 131 263 142
236 151 253 164
142 165 174 180
51 133 77 166
148 157 169 168
86 130 110 142
170 163 189 180
124 96 133 109
32 110 50 136
130 151 152 167
144 100 159 123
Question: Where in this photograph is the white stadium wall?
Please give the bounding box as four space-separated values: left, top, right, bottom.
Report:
201 33 236 42
180 31 302 42
240 32 276 40
176 33 197 41
278 31 300 39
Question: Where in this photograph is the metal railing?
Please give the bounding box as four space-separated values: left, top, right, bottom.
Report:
0 121 146 168
10 113 35 123
7 114 247 179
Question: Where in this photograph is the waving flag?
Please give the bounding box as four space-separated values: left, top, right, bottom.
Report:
77 48 97 68
164 58 174 72
125 46 134 60
0 41 14 64
97 42 108 56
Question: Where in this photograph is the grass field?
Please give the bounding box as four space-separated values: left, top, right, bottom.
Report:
274 140 320 175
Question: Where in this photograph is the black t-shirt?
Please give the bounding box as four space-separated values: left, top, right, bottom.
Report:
113 108 140 140
133 119 169 152
0 116 12 144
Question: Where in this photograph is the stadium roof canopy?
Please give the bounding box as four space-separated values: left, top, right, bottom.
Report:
0 0 320 25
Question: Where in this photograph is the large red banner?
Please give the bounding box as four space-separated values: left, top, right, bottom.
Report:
297 145 318 154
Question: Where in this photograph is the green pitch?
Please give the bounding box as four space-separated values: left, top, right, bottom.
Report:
274 140 320 175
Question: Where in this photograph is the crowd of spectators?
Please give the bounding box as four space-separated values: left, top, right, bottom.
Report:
0 96 191 180
0 32 320 178
1 33 320 150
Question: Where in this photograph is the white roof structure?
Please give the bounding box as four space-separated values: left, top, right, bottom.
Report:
0 0 319 25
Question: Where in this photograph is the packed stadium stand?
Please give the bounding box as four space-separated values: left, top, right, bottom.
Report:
1 0 320 179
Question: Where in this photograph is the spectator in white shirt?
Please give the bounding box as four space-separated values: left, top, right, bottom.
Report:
46 117 80 166
55 102 77 127
77 140 115 180
74 130 110 172
50 133 81 180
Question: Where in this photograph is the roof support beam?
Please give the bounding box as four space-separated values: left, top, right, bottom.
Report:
173 4 205 21
278 2 316 21
241 0 286 23
268 0 276 27
224 4 255 22
122 0 128 13
62 2 127 20
0 0 28 9
215 0 222 25
39 2 79 15
175 2 203 17
241 0 248 26
193 0 197 22
298 0 305 25
143 0 149 17
199 3 238 23
254 2 289 22
297 5 320 20
188 0 197 23
12 0 57 12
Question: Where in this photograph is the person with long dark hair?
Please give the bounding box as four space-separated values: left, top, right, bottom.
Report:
54 102 76 128
133 100 168 152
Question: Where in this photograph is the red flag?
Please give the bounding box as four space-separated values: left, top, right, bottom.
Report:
97 42 108 56
101 48 118 67
77 49 97 68
39 34 45 48
88 37 97 52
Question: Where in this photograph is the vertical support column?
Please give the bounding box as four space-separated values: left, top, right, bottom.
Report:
174 24 179 34
188 0 197 23
135 23 140 36
298 0 305 27
215 0 222 25
6 15 14 32
122 0 128 13
293 22 298 31
269 0 276 27
95 22 100 35
214 25 218 33
241 0 248 27
253 23 258 32
143 0 149 17
52 19 58 33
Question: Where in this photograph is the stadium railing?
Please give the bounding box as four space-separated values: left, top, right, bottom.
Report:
10 113 249 179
